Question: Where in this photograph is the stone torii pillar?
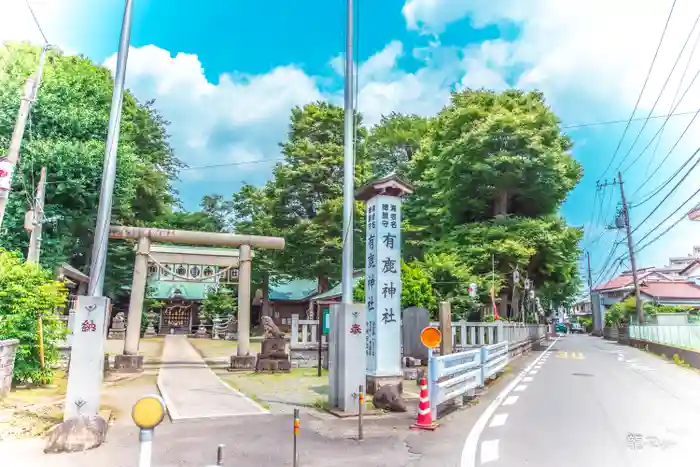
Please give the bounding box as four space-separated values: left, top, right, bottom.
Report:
108 226 285 370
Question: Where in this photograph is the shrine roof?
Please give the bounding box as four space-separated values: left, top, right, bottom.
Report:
268 278 319 301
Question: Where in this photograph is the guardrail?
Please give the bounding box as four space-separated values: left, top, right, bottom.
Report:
481 341 509 381
428 347 483 419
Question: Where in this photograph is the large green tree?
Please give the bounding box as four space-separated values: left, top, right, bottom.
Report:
366 112 429 178
268 101 370 291
0 42 181 299
404 89 583 316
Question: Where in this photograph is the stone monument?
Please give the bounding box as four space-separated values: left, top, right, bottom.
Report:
107 312 126 340
255 316 291 372
46 296 110 453
328 302 366 413
402 307 430 363
356 173 414 394
0 339 19 400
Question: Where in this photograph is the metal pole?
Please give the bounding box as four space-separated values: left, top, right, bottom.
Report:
216 444 224 465
87 0 134 297
340 0 355 304
618 172 644 324
293 408 300 467
138 429 153 467
27 167 46 263
317 303 323 377
358 384 364 441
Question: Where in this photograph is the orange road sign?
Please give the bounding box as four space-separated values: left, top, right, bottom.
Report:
420 326 442 348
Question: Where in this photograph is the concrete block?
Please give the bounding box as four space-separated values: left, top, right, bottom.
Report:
113 355 143 373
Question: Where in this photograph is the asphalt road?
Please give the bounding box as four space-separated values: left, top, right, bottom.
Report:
464 334 700 467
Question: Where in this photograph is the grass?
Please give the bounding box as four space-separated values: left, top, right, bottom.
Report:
3 370 68 407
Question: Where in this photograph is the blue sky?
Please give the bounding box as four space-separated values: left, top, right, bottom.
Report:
4 0 700 287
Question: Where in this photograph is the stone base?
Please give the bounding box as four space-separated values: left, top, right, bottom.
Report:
107 329 125 340
366 374 404 395
255 358 291 373
44 415 108 453
113 355 144 373
229 354 256 370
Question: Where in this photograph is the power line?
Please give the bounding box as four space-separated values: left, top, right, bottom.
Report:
630 147 700 234
635 183 700 247
599 0 677 179
644 24 700 179
179 158 283 171
615 10 700 172
631 147 700 207
25 0 49 44
562 109 700 130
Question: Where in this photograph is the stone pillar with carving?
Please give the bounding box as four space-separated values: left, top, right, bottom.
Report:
355 173 413 395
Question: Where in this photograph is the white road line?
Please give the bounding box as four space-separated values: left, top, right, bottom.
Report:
502 396 519 406
529 370 538 375
523 376 533 382
514 384 528 392
489 413 508 427
460 337 560 467
480 440 499 464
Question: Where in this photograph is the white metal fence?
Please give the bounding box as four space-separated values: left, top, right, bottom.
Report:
428 347 483 419
629 324 700 351
290 314 545 349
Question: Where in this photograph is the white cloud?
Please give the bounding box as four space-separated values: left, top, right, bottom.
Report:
0 0 81 51
402 0 473 34
104 45 323 183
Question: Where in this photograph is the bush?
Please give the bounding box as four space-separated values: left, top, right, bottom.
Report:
201 287 237 323
0 249 68 384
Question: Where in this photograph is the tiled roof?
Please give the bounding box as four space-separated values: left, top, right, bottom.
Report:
268 278 319 301
640 280 700 299
593 270 672 291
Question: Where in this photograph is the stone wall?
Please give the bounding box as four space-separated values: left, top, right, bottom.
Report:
0 339 19 399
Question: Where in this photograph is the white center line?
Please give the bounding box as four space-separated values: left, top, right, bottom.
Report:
480 440 499 464
489 413 508 427
514 384 528 392
502 395 519 406
523 376 533 382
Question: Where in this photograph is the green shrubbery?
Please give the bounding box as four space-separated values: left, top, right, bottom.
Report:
0 249 67 384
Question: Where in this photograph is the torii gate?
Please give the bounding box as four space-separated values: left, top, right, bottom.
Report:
108 226 285 370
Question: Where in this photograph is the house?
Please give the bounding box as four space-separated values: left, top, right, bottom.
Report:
629 280 700 309
260 278 319 325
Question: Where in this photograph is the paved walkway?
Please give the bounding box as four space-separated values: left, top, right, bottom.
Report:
157 335 268 420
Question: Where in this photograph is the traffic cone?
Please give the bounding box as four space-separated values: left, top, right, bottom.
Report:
411 377 438 431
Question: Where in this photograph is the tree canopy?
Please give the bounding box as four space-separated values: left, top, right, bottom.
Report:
0 42 183 299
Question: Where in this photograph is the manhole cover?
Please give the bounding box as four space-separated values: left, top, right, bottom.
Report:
572 372 594 377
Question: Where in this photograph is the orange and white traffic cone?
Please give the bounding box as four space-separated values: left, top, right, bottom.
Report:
411 377 438 431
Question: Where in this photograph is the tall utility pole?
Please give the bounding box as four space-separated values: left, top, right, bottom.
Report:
27 167 46 263
618 171 644 324
87 0 134 297
586 251 601 333
0 45 48 228
340 0 355 304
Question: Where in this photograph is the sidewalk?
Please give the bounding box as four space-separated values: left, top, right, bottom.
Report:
157 335 268 420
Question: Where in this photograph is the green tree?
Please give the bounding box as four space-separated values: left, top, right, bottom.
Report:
408 89 582 235
0 249 67 384
367 112 429 178
200 287 237 322
0 43 182 300
353 260 436 311
269 101 370 291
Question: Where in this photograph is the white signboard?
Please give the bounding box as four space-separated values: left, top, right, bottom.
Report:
365 195 402 377
63 296 109 420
